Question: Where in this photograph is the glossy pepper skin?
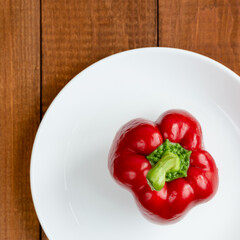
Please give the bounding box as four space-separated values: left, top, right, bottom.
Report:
108 110 218 223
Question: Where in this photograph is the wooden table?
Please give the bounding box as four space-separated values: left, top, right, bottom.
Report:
0 0 239 239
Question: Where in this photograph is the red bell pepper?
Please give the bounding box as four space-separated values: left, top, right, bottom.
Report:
108 110 218 223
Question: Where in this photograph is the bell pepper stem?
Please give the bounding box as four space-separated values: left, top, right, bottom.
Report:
147 151 180 191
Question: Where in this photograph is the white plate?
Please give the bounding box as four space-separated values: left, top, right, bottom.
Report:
31 48 240 240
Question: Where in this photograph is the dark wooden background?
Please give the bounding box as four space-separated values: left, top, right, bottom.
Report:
0 0 240 239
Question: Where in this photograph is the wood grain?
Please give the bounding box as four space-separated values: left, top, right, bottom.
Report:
41 0 156 238
0 0 40 240
158 0 240 74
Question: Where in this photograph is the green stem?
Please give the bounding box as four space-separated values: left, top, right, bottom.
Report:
146 151 180 191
